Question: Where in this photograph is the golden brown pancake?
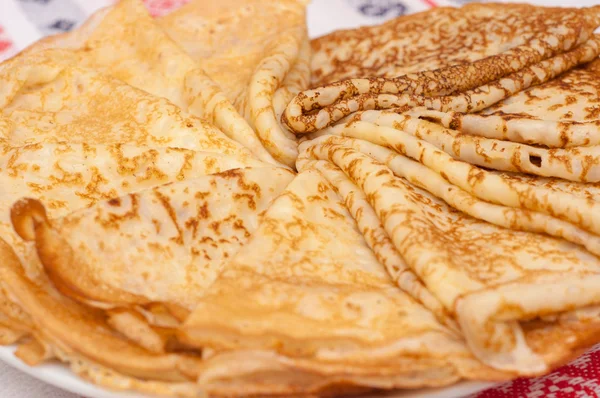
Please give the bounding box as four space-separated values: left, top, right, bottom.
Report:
0 238 203 395
283 4 600 134
180 170 507 391
402 58 600 182
1 1 600 396
0 16 288 394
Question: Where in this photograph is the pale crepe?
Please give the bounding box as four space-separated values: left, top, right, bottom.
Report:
298 132 600 374
304 135 600 257
179 170 507 389
161 0 311 167
296 159 457 332
0 42 277 387
312 119 600 249
0 47 265 262
335 104 600 183
283 4 600 133
0 239 203 392
21 0 279 165
177 168 599 392
11 168 514 395
0 143 262 268
12 167 294 311
0 50 256 156
0 1 306 394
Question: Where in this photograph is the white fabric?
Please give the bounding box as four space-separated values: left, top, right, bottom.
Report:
0 365 80 398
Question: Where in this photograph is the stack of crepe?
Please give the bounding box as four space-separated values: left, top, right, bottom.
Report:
1 1 600 396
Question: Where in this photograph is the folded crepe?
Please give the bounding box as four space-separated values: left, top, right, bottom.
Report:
177 170 509 392
0 238 203 397
0 36 286 394
283 4 600 134
12 167 294 311
401 58 600 182
12 168 508 394
297 130 600 374
11 167 510 395
0 51 257 157
21 0 280 165
160 0 311 167
0 46 266 270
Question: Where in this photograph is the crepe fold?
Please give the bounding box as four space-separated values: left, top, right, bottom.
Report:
12 167 513 395
283 4 600 134
0 237 207 396
295 120 600 374
12 167 294 311
401 58 600 182
0 1 300 392
22 0 291 166
177 170 509 391
160 0 311 167
0 44 267 271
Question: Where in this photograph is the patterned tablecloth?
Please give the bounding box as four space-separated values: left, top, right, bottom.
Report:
0 0 598 397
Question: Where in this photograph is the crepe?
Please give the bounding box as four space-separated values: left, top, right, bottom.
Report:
297 159 457 332
21 0 279 165
178 170 511 391
10 167 509 395
12 167 294 311
315 118 600 249
0 1 314 396
400 58 600 182
0 46 265 258
160 0 311 167
283 4 600 134
0 51 258 155
180 168 600 392
0 238 203 394
0 40 280 390
297 129 600 374
310 4 599 85
1 144 263 268
0 46 270 274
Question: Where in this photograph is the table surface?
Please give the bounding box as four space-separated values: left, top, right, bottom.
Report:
0 365 81 398
0 0 599 397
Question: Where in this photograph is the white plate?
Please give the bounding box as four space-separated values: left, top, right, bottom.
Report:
0 345 147 398
0 344 497 398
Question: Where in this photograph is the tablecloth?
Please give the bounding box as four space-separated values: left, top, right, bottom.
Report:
0 0 599 397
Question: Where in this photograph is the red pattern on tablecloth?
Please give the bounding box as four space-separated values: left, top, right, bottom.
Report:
0 26 14 58
142 0 191 16
421 0 440 7
476 345 600 397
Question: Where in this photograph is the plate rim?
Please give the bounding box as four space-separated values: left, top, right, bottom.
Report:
0 345 147 398
0 344 498 398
